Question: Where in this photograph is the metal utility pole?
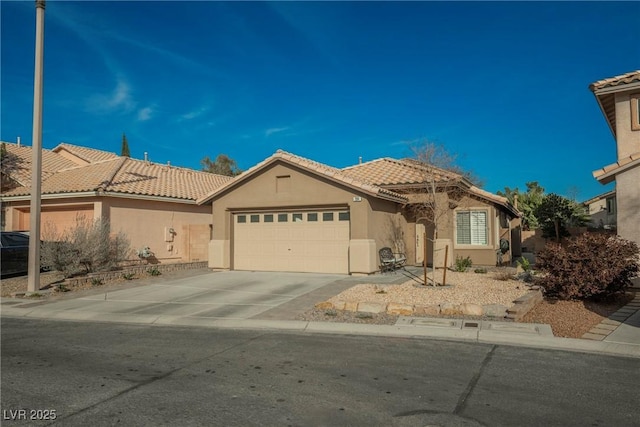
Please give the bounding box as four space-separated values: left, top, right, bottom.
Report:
27 0 46 293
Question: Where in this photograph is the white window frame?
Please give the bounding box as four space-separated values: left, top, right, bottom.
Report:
454 208 491 248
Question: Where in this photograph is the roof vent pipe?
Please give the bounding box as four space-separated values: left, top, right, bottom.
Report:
167 160 171 167
17 136 21 147
358 156 362 164
144 152 148 163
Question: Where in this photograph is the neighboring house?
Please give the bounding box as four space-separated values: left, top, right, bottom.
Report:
590 70 640 247
1 141 232 263
197 150 519 275
583 190 617 230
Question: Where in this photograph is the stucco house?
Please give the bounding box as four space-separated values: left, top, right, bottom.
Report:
590 70 640 247
198 150 519 275
1 141 232 263
583 190 617 230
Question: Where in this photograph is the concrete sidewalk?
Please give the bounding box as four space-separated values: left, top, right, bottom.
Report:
1 269 639 359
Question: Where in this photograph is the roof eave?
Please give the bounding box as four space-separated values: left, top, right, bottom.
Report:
592 91 617 139
1 191 100 202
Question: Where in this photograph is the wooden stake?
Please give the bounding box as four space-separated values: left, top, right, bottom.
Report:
442 244 449 286
423 232 427 286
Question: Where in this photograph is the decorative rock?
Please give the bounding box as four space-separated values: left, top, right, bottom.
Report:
357 302 387 314
314 301 334 310
440 302 461 315
386 302 414 316
344 301 359 312
414 305 440 316
459 303 484 316
331 300 346 310
483 304 508 318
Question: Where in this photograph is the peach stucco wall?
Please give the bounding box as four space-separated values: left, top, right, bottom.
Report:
614 92 640 160
105 198 212 262
616 165 640 246
4 196 212 263
209 161 399 273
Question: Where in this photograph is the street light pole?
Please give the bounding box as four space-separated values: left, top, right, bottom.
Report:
27 0 46 293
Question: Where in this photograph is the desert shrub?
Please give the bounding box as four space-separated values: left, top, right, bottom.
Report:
147 266 162 276
474 268 487 274
454 256 472 272
41 216 131 278
91 278 104 286
516 257 532 272
536 233 639 300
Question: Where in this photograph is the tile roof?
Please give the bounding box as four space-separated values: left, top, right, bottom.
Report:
197 149 409 204
1 141 232 201
589 70 640 92
1 142 78 188
52 143 120 163
342 157 459 186
592 151 640 185
342 157 517 215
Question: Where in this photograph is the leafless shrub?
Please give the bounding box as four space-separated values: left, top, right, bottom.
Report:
41 215 131 277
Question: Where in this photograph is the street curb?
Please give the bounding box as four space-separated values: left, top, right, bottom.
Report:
2 310 638 359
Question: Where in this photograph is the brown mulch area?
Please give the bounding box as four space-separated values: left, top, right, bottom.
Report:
520 292 635 338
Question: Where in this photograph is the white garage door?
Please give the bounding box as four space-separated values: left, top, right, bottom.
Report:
233 210 350 274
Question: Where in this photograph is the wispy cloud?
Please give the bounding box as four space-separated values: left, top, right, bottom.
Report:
137 106 153 121
86 78 136 114
180 106 210 121
265 127 291 137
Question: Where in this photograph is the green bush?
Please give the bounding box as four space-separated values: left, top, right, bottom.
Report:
474 268 487 274
516 256 532 272
537 233 639 300
454 255 472 272
147 267 162 276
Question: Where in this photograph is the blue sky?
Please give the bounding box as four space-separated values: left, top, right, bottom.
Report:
2 1 638 201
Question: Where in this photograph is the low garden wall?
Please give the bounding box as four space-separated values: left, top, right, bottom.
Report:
66 261 208 287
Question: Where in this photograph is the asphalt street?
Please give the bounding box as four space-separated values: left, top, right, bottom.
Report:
2 318 639 426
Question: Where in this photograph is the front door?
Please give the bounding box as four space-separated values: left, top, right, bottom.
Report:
415 222 425 265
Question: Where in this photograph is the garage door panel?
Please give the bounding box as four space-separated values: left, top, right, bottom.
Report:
234 211 349 274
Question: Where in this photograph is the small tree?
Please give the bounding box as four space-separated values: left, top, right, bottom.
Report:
497 181 544 230
1 142 24 192
201 154 242 176
535 193 589 242
121 133 131 157
409 141 472 285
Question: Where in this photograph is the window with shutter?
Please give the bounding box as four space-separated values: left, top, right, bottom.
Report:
456 210 488 246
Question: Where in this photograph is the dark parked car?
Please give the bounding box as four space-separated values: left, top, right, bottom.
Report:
1 231 31 277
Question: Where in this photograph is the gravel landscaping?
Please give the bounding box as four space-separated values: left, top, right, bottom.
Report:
326 270 530 307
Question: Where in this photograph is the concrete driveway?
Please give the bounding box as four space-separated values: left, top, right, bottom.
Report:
6 271 349 324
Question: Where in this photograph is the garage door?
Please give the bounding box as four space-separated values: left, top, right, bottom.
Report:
233 210 350 274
